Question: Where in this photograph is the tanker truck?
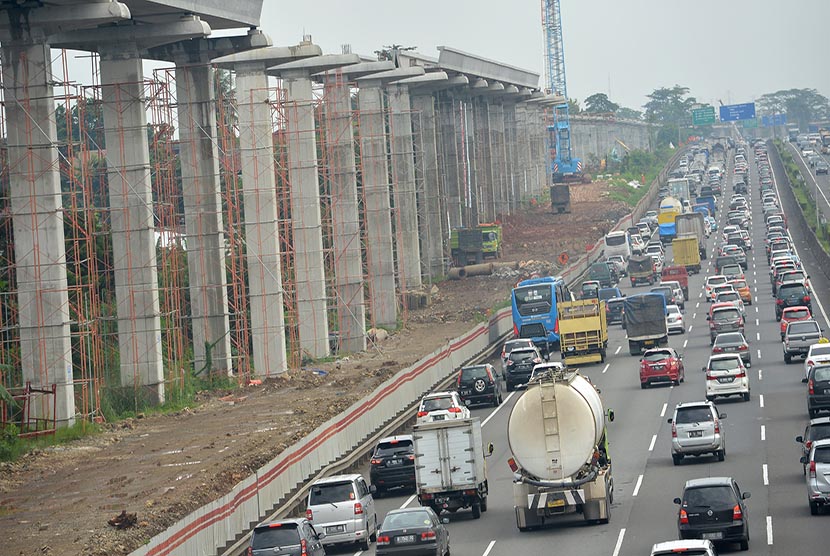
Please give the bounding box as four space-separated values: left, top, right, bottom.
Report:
507 364 614 531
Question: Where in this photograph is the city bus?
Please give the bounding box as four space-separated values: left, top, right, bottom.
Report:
510 276 571 355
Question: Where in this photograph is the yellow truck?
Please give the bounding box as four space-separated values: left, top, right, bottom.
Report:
450 223 502 265
558 299 608 365
672 236 701 274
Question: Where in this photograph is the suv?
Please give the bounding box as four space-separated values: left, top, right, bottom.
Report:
712 332 751 367
783 320 824 364
660 281 686 310
796 417 830 475
801 438 830 514
456 364 502 406
417 391 471 422
250 518 326 556
708 305 744 346
667 401 726 465
369 435 416 495
673 477 750 550
504 347 543 391
776 282 812 321
804 364 830 418
606 297 625 325
306 474 377 550
704 354 750 402
640 347 685 388
501 339 535 374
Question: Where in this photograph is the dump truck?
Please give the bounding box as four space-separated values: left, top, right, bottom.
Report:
558 299 608 365
672 237 701 274
675 212 708 260
550 184 571 214
657 196 683 244
450 224 502 265
662 266 690 300
624 293 668 355
508 365 613 531
628 255 656 287
414 417 490 518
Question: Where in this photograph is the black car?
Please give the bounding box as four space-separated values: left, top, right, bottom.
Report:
250 518 326 556
456 364 502 407
776 282 812 320
376 507 450 556
606 297 625 325
369 435 416 495
674 477 750 551
504 348 543 391
804 364 830 418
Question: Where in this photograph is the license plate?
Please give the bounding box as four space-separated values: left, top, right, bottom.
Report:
387 459 402 466
461 389 471 395
396 535 416 544
546 499 565 508
433 414 445 421
652 364 665 370
645 340 656 346
702 532 723 540
689 430 703 438
718 377 734 383
326 525 345 534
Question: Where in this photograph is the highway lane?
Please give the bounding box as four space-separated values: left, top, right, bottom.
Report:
785 141 830 227
328 142 830 556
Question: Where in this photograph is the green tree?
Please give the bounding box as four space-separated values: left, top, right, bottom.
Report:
616 106 642 120
757 88 830 130
584 93 619 114
643 85 696 124
567 98 581 115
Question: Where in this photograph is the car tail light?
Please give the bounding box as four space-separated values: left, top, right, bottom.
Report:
377 535 391 546
421 492 433 500
417 411 428 418
554 319 559 335
533 357 542 364
513 324 519 336
507 457 519 472
671 423 677 438
679 508 689 524
421 531 437 541
809 460 817 479
457 373 462 388
738 345 748 351
354 502 363 515
776 299 783 305
712 346 723 353
507 359 515 366
714 419 720 434
706 372 718 380
247 548 253 556
306 508 313 521
735 372 746 379
804 296 811 303
408 454 415 461
809 379 815 395
807 360 814 368
448 407 462 413
371 457 382 465
806 440 813 449
300 539 307 556
732 504 743 521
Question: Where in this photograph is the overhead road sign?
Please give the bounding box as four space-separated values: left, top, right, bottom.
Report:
761 114 787 127
742 118 758 129
692 106 716 126
719 102 756 122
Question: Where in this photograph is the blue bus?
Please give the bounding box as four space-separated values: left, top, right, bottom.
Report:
510 276 571 355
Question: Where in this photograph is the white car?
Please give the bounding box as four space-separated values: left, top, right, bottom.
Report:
651 540 716 556
705 354 750 402
705 275 729 301
649 254 664 274
416 391 470 423
715 290 746 319
666 304 685 334
660 281 685 309
805 343 830 378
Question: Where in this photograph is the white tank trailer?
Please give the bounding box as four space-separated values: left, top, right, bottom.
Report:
507 365 614 530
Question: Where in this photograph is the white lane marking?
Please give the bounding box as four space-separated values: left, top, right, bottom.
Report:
757 349 762 359
698 292 703 298
660 402 667 417
481 391 515 427
760 394 765 408
482 540 496 556
353 551 362 556
763 463 769 485
632 474 644 497
648 434 657 452
755 306 759 313
756 332 761 341
682 339 688 348
615 345 621 355
759 369 763 381
602 363 610 374
401 494 416 509
611 528 627 556
767 515 774 545
696 302 700 309
688 325 693 332
692 313 697 319
756 318 760 327
761 425 766 440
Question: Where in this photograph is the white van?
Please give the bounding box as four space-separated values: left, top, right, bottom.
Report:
604 231 631 260
306 474 377 550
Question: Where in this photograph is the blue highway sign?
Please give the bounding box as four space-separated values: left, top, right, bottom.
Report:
719 102 756 122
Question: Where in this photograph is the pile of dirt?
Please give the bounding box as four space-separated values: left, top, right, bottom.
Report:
0 180 629 556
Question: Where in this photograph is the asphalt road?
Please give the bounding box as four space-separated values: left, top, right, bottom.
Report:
786 141 830 227
325 142 830 556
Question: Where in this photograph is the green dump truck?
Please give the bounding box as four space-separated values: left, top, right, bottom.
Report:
450 223 502 266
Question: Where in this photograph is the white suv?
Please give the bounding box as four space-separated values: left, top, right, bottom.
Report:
416 391 470 423
704 353 750 402
801 438 830 515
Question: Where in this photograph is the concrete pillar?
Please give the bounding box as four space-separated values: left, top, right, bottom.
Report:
281 71 330 358
387 83 422 291
235 63 287 375
1 39 75 424
323 76 366 353
99 50 164 402
461 98 479 227
411 93 445 279
473 97 494 222
488 99 508 218
515 103 532 198
531 106 546 195
174 62 232 376
358 82 397 327
503 101 519 212
438 94 463 230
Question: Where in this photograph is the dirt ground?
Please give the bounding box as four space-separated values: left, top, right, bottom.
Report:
0 181 628 556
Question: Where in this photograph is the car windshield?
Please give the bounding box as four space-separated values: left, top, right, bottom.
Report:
461 366 490 379
715 333 744 345
788 322 819 335
713 309 739 321
709 357 740 371
815 447 830 464
667 306 680 315
643 350 672 362
675 407 713 424
509 351 536 363
811 345 830 356
809 424 830 442
708 277 727 286
814 366 830 383
782 272 806 282
505 340 533 353
252 525 300 549
786 309 810 320
684 486 736 510
375 440 413 457
383 511 433 530
310 482 354 505
421 396 454 411
718 293 739 302
732 281 747 289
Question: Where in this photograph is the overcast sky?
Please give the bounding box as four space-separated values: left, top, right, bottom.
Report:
258 0 830 111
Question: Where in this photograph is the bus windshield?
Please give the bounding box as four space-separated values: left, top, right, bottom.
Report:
513 285 552 316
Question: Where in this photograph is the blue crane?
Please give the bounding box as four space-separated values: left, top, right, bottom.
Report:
542 0 584 183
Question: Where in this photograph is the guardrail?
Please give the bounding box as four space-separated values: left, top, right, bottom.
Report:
130 150 683 556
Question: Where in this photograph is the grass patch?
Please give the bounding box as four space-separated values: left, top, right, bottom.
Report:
0 421 103 462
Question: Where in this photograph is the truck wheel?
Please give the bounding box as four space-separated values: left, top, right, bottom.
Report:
480 496 488 512
672 454 682 466
471 503 482 519
600 349 607 363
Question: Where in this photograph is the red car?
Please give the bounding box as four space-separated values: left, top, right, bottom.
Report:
780 306 812 340
640 347 685 388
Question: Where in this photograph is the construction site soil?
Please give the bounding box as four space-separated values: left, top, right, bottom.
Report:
0 181 629 556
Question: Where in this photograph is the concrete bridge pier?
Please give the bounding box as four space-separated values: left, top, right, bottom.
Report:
437 92 464 231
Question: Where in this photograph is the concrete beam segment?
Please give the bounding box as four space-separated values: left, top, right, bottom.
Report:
145 29 271 63
487 99 508 218
213 43 322 69
233 63 287 376
357 82 397 327
410 92 445 279
268 53 360 74
437 46 539 89
99 51 164 402
395 71 449 87
110 0 263 29
1 40 75 425
322 74 367 353
0 1 131 35
386 82 422 291
355 66 424 86
312 60 394 80
174 62 232 376
50 16 211 51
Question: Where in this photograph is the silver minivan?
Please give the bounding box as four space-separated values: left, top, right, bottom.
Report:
305 473 377 550
801 438 830 515
667 401 727 465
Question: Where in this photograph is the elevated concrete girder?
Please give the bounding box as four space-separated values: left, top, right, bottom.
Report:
437 46 539 90
144 29 271 63
0 1 131 36
50 16 211 51
116 0 262 29
312 60 394 81
267 54 361 358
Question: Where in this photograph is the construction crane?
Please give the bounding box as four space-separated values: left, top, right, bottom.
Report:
542 0 586 183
